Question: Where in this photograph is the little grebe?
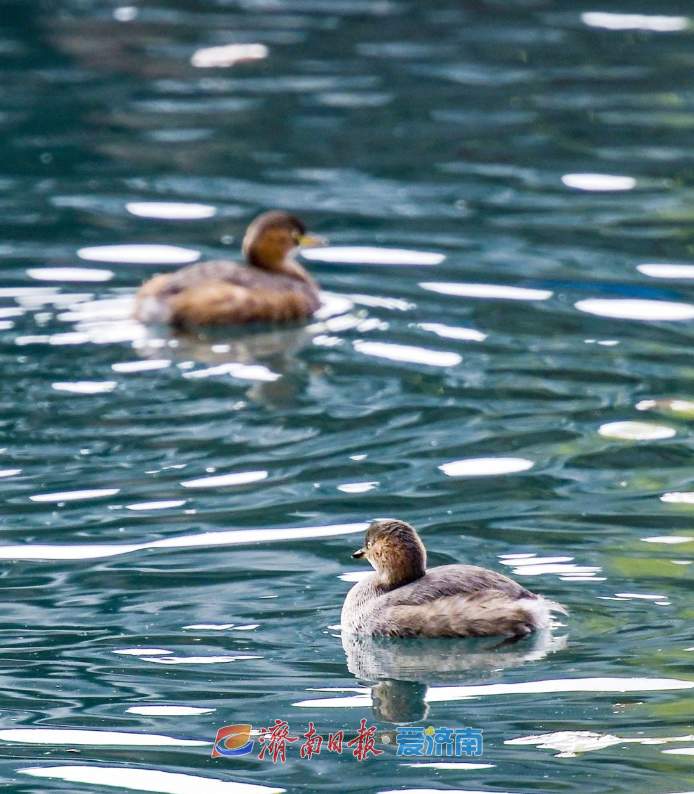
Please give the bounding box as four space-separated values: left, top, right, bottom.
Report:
341 519 566 639
134 210 322 328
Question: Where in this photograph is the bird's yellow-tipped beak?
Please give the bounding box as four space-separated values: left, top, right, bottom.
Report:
352 547 366 559
298 233 327 248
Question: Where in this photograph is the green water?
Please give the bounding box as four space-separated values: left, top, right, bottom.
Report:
0 1 692 792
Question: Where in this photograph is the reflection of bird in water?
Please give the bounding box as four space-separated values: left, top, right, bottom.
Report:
133 292 354 405
135 211 324 328
342 519 567 639
342 630 567 723
58 287 353 407
143 322 317 406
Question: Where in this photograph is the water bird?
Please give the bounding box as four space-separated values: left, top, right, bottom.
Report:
134 211 323 328
342 519 566 639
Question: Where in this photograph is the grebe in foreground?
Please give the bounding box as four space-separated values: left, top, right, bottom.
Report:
341 519 566 639
134 210 323 328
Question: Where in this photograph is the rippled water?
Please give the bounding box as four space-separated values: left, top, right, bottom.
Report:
1 2 693 793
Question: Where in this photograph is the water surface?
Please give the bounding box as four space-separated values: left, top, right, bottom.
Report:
0 1 693 793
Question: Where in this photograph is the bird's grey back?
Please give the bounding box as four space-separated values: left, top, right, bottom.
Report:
379 564 534 609
162 260 314 297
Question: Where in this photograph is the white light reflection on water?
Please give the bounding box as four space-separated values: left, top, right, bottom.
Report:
337 481 379 493
380 790 509 794
598 421 676 440
180 470 268 488
183 363 280 383
113 360 172 373
348 293 414 311
125 500 186 511
339 571 371 583
0 307 25 318
661 492 694 505
191 43 269 68
142 654 261 665
575 298 694 321
16 291 93 309
44 296 149 346
420 282 553 301
27 267 114 282
581 12 689 32
126 202 217 220
637 398 694 417
612 592 668 601
52 381 118 394
507 729 694 758
114 6 137 21
294 677 694 708
400 762 495 770
29 488 120 503
302 246 444 266
418 323 487 342
1 728 206 746
439 457 534 477
18 765 284 794
499 553 602 580
77 244 200 265
127 705 215 716
353 340 461 367
183 623 236 631
637 263 694 279
0 522 368 561
561 173 636 191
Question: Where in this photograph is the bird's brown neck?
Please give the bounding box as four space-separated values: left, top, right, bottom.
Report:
273 256 318 289
376 554 426 590
246 245 317 289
